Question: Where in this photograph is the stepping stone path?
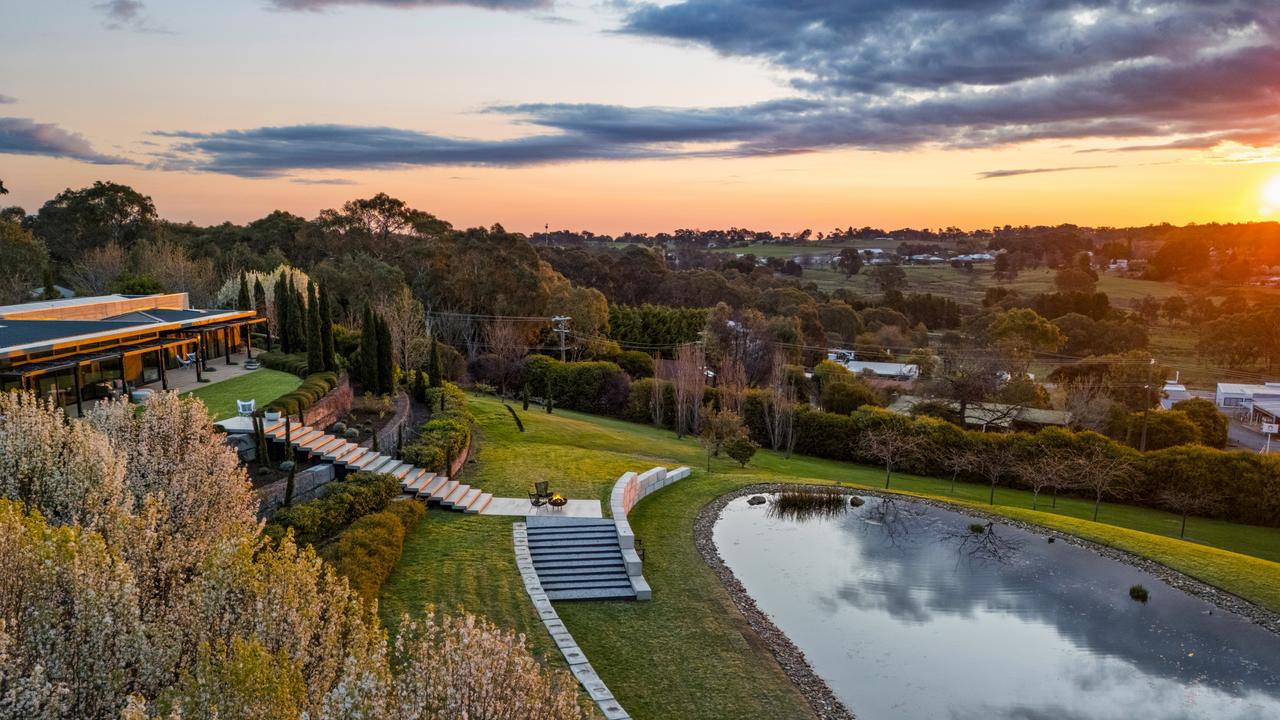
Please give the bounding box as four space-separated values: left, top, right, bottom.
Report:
262 419 493 514
524 516 637 601
514 523 631 720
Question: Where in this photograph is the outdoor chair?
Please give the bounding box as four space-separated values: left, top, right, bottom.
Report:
237 399 256 416
529 481 551 508
177 352 195 369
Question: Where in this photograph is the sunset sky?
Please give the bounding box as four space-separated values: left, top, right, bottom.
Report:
3 0 1280 233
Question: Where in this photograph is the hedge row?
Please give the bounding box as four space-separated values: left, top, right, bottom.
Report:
739 403 1280 527
520 355 632 415
322 500 425 602
257 350 311 377
265 472 400 546
400 383 472 474
265 371 339 416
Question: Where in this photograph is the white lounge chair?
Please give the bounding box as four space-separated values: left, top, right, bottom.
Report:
177 352 196 369
237 399 256 416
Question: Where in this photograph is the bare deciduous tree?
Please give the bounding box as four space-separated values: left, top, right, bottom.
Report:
1065 443 1137 521
1158 482 1222 539
859 422 928 490
717 356 747 414
66 240 127 295
650 354 668 429
672 342 706 438
1013 443 1069 511
761 351 799 458
483 319 528 398
378 286 429 374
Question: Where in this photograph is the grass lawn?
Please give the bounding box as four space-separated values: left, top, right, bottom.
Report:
185 369 300 421
381 394 1280 720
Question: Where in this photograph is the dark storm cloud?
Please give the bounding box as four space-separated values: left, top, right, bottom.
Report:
267 0 550 11
0 117 132 165
157 1 1280 175
978 165 1116 179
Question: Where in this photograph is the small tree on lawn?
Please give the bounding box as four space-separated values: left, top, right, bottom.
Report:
699 406 744 471
971 433 1019 505
1067 439 1138 521
1012 442 1069 511
859 419 928 489
724 433 759 468
1158 477 1221 539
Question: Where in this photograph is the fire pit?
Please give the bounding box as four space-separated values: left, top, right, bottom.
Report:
548 493 568 508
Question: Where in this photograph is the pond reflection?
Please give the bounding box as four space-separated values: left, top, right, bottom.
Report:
714 494 1280 720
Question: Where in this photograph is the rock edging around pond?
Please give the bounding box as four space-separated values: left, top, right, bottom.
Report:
695 484 858 720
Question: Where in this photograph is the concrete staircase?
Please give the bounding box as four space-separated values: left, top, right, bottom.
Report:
263 419 492 514
525 516 637 601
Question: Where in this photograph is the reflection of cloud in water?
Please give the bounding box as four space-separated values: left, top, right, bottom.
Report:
719 494 1280 715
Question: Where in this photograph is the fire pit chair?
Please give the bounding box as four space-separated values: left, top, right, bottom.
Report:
529 481 552 508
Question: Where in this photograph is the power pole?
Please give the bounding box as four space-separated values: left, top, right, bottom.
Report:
1139 357 1155 451
552 315 571 361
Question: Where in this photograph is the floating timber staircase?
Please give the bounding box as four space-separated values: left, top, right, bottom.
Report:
263 419 492 514
524 516 637 600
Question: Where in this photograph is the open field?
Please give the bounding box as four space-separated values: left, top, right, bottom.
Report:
381 394 1280 720
185 369 300 421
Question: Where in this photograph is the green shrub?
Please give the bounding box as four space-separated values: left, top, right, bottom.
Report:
401 383 472 474
264 371 339 415
1129 584 1149 602
265 472 399 546
257 350 311 377
322 501 425 602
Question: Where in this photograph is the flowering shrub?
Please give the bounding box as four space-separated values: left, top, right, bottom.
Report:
0 390 592 720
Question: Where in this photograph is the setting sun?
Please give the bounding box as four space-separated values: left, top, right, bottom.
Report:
1264 175 1280 215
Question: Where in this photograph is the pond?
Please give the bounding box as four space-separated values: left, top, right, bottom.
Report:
714 493 1280 720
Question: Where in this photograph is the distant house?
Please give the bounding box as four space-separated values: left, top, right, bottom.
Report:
887 394 1071 432
1159 378 1193 410
826 351 919 381
1107 259 1130 272
1216 381 1280 419
953 252 996 263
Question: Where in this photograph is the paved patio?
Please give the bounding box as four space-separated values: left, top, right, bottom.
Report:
481 497 603 518
68 351 258 417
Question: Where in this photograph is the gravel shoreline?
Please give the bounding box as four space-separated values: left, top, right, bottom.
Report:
695 483 1280 720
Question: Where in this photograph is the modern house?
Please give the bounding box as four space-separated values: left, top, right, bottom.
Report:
0 293 266 415
1159 378 1193 410
825 351 920 381
1215 381 1280 418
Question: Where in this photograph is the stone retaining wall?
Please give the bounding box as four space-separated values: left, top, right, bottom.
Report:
303 372 352 430
608 465 691 600
256 463 336 517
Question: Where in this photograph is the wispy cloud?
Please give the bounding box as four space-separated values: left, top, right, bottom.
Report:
152 1 1280 176
95 0 172 32
978 165 1117 180
290 177 357 185
0 95 16 105
0 117 133 165
266 0 550 11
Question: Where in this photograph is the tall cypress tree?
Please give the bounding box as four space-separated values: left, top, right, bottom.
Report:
236 271 251 311
361 304 380 392
289 279 306 353
318 284 335 372
428 337 442 388
274 271 290 353
306 283 323 374
253 278 267 318
376 314 395 394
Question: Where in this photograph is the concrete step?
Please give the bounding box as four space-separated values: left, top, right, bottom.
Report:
328 443 359 463
457 487 482 509
545 587 637 601
391 464 415 480
467 492 493 514
312 437 346 454
535 564 630 578
428 479 459 503
365 457 398 474
344 448 375 468
527 530 620 543
418 476 448 498
442 483 471 507
400 468 428 487
532 558 626 572
404 472 433 494
540 576 634 590
530 550 627 563
293 429 323 446
526 517 616 529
